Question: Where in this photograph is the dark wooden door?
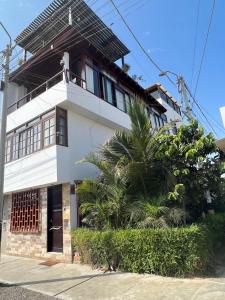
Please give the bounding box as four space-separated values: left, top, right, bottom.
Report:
47 185 63 253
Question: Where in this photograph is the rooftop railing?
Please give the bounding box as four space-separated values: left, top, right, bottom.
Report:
7 70 87 115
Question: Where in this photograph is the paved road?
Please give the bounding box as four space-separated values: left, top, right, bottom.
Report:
1 255 225 299
0 283 54 300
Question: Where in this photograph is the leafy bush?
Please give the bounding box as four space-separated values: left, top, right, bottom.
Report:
72 214 225 277
200 213 225 252
72 225 211 277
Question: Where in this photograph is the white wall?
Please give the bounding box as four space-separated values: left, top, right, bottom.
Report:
7 81 131 134
8 82 27 108
5 82 132 192
157 98 182 126
7 81 67 133
4 109 125 193
4 146 58 193
151 90 182 126
65 82 131 131
57 110 116 182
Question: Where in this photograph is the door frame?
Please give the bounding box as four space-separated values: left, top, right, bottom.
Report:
47 184 63 253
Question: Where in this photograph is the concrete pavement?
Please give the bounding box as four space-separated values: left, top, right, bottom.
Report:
1 255 225 299
0 283 54 300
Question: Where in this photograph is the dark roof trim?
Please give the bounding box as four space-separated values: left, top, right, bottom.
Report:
15 0 129 62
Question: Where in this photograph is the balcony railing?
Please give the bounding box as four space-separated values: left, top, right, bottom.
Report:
8 70 88 114
68 70 87 90
8 71 64 114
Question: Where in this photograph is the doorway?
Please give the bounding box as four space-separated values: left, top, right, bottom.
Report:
47 185 63 252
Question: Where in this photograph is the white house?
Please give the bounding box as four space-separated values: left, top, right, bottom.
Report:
146 83 183 132
1 0 169 262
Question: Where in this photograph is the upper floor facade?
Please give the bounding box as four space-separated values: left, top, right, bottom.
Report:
5 13 167 195
146 83 183 132
4 0 178 194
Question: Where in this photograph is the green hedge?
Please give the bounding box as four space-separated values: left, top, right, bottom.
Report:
200 213 225 252
72 213 225 277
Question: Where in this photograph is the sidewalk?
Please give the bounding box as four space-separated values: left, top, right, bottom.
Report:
1 255 225 299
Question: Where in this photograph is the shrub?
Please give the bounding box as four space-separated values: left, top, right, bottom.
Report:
72 214 225 277
200 213 225 252
72 225 210 277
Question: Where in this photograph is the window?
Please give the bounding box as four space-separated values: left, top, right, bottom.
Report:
44 116 55 147
26 127 34 155
5 137 11 163
5 108 68 164
125 93 131 112
160 91 168 103
56 108 68 146
115 89 126 112
10 189 40 233
153 113 165 129
105 78 114 104
85 64 99 96
19 131 27 158
33 123 42 152
12 135 19 160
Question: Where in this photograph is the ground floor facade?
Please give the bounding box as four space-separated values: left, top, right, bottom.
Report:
1 183 77 262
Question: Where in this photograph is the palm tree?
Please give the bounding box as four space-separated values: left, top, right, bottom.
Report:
76 101 183 229
99 100 170 197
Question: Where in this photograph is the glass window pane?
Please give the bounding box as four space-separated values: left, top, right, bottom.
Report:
105 79 113 104
85 65 94 93
5 137 11 163
57 114 67 146
44 116 55 147
5 111 56 162
115 89 125 111
125 93 130 112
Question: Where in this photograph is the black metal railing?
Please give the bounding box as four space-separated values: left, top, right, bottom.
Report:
7 70 88 115
7 70 64 114
68 70 87 90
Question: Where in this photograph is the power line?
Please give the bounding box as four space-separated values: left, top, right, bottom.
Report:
107 0 218 137
3 0 133 74
184 81 218 137
109 0 176 88
9 0 142 75
190 0 200 88
193 0 216 97
193 99 225 134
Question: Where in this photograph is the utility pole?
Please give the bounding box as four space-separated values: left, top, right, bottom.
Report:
177 76 193 121
0 22 12 258
159 71 193 121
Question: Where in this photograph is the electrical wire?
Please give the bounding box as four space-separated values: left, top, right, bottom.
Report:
190 0 200 88
193 99 225 134
109 0 176 88
5 0 145 76
193 0 216 97
4 0 115 73
184 81 218 136
9 0 143 74
1 0 95 73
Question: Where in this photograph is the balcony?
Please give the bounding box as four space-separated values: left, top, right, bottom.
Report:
7 70 131 134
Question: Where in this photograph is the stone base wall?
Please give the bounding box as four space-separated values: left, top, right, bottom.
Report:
2 184 73 263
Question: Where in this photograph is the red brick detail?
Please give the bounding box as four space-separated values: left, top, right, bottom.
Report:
10 189 40 233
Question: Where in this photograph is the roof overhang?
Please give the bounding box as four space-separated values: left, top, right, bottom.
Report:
15 0 129 62
146 83 181 107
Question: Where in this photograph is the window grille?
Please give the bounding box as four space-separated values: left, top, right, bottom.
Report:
10 189 40 233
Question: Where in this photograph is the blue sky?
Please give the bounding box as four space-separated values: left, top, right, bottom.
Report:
0 0 224 138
